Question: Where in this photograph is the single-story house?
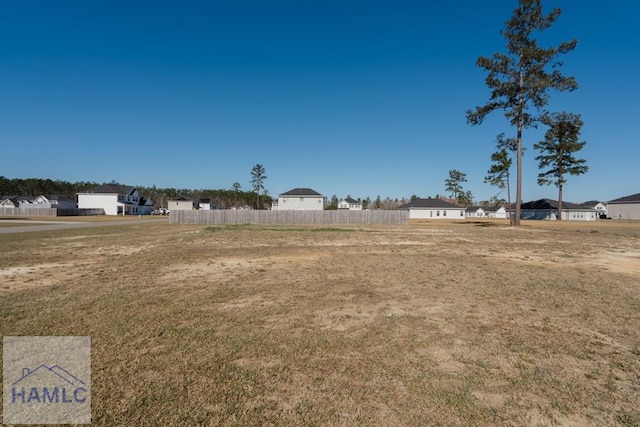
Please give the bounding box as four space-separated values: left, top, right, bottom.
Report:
271 188 324 211
338 196 362 211
169 197 198 211
607 193 640 220
397 198 465 219
465 206 486 217
483 206 508 219
77 184 153 215
519 199 597 221
465 206 508 219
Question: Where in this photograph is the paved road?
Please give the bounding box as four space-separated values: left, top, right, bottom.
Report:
0 218 168 235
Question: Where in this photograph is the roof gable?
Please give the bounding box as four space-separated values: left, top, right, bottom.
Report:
342 197 359 204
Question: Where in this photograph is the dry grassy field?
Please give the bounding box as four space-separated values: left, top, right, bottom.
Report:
1 219 639 426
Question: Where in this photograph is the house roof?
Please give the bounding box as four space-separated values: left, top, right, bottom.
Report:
521 198 592 210
466 206 486 212
0 196 19 206
81 184 136 195
342 197 359 204
397 198 463 209
280 188 323 197
41 195 75 202
608 193 640 204
170 197 193 201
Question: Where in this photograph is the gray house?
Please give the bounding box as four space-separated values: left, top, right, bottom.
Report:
520 199 597 221
607 193 640 220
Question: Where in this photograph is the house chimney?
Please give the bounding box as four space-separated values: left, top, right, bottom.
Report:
22 368 30 377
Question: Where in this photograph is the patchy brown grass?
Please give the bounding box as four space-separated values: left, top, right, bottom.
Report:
1 220 639 426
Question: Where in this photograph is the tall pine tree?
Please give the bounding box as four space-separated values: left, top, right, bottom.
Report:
466 0 578 226
534 112 588 220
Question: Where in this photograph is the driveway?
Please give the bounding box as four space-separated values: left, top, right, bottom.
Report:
0 218 168 234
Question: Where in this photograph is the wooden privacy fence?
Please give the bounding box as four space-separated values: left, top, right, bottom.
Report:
170 210 409 225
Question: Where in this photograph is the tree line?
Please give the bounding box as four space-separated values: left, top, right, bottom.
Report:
0 176 268 210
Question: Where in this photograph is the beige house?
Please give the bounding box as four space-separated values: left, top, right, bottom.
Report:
169 197 197 211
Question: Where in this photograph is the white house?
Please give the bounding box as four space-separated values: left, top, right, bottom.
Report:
169 197 197 211
24 195 76 209
607 193 640 220
397 198 465 220
579 200 607 217
520 199 597 221
271 188 324 211
77 184 153 215
484 206 508 219
338 196 362 211
0 196 19 208
465 206 486 218
198 198 212 210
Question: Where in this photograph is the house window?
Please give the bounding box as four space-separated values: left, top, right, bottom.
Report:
443 211 447 216
460 211 464 217
430 211 433 217
436 211 440 216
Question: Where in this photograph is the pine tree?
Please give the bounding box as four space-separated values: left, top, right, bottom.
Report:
467 0 578 226
534 112 588 220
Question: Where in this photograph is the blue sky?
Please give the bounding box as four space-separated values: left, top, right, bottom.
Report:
2 0 638 203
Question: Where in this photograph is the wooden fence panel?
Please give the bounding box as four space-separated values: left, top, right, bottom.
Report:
0 208 105 217
170 210 409 225
0 208 57 217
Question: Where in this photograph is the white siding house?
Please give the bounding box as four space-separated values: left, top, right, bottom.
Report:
465 206 486 217
199 198 212 210
271 188 324 211
77 184 153 215
484 206 508 219
338 196 362 211
607 193 640 220
397 198 465 220
26 195 76 209
0 196 19 208
579 200 608 218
